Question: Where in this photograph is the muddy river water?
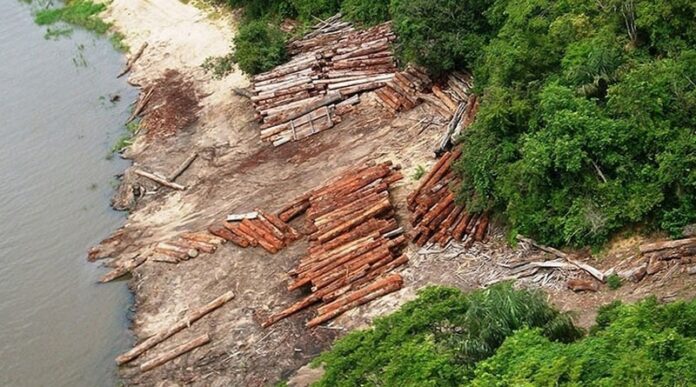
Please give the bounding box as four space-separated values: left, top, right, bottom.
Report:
0 1 136 385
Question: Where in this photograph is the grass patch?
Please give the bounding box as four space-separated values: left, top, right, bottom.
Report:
35 0 128 52
411 165 426 181
111 120 139 154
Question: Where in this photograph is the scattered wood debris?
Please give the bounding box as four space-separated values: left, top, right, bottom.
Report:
407 148 489 247
435 95 478 156
252 14 397 146
606 237 696 284
263 161 408 328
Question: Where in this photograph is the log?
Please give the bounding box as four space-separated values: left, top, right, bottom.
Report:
223 222 258 247
180 232 224 246
639 237 696 254
134 169 186 190
116 291 234 365
307 274 402 327
432 85 458 112
316 198 391 243
139 334 210 372
567 279 599 292
167 152 198 182
208 224 250 248
126 87 154 124
517 234 605 282
226 211 259 222
100 254 148 283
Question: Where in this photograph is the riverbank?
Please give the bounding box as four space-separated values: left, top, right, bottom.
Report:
92 1 696 385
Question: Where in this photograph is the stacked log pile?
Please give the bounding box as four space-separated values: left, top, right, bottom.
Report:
208 209 300 254
373 65 431 114
263 161 408 328
150 232 225 263
252 15 398 146
407 149 489 247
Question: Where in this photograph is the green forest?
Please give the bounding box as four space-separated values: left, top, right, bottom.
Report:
224 0 695 249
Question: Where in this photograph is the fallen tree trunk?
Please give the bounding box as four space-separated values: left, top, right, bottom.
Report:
116 291 234 365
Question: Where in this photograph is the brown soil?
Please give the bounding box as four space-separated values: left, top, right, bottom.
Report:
96 1 696 386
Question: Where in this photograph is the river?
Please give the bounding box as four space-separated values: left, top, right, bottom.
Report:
0 1 136 385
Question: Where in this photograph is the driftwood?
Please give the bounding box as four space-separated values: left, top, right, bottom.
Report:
139 334 210 372
116 291 234 365
118 42 148 78
167 152 198 182
126 87 154 124
134 169 186 190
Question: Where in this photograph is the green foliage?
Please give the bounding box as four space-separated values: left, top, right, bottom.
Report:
232 20 287 75
291 0 340 21
470 297 696 386
35 0 109 33
607 274 623 290
390 0 496 76
34 0 128 51
411 165 426 181
313 284 581 386
341 0 389 26
453 0 696 247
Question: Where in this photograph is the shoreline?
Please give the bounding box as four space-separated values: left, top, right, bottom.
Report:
88 1 696 386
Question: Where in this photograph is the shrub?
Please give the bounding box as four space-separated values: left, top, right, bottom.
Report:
470 297 696 386
389 0 496 76
313 284 581 386
232 20 287 75
341 0 390 26
607 274 622 290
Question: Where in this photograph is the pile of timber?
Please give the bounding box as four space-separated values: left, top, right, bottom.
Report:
208 209 300 254
420 71 473 119
263 161 408 328
373 65 432 114
150 232 225 264
407 148 489 247
252 15 397 146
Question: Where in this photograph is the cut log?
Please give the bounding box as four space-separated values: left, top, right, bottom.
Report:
567 279 599 292
307 274 402 327
100 254 147 283
639 237 696 254
116 291 234 365
139 334 210 372
208 224 250 248
134 169 186 190
226 212 259 222
167 152 198 182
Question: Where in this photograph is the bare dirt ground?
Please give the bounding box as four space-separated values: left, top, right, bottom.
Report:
96 1 696 386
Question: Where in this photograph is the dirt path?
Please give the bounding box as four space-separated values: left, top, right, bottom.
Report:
96 1 696 386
